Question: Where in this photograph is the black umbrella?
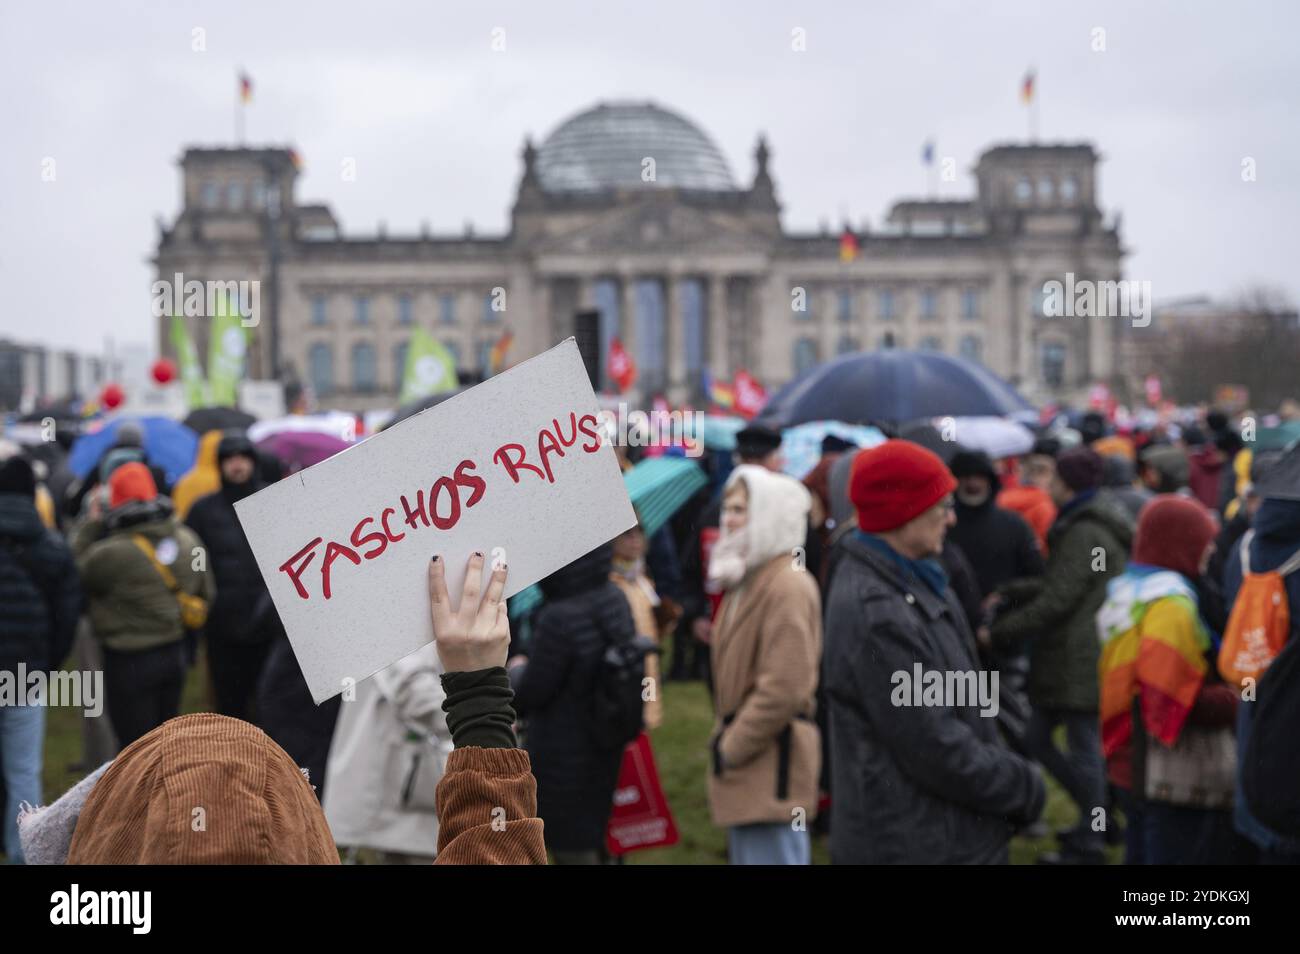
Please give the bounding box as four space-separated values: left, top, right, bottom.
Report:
385 388 470 429
755 349 1032 430
183 406 256 434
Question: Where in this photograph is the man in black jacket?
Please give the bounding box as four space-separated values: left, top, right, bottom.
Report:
185 433 280 722
0 456 81 863
823 441 1044 863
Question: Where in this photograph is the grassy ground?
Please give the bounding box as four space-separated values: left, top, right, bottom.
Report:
30 642 1119 865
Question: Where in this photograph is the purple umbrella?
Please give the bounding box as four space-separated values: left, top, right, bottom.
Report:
256 431 353 475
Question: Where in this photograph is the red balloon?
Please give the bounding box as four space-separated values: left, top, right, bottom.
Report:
151 357 177 385
101 383 124 410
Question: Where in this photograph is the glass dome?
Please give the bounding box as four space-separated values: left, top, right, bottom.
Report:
534 101 736 193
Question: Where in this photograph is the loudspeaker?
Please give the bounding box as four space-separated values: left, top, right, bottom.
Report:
574 309 601 388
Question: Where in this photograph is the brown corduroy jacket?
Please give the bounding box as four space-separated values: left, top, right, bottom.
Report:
66 713 546 865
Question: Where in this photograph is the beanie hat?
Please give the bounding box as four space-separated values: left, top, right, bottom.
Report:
1139 444 1190 491
217 431 257 463
850 439 957 532
108 461 158 509
1132 494 1218 581
66 713 338 864
0 456 36 498
1055 447 1105 493
734 425 782 461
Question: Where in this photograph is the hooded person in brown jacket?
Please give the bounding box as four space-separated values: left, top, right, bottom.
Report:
20 553 547 865
707 465 822 865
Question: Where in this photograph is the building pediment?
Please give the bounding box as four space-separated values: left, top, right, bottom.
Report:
524 193 772 255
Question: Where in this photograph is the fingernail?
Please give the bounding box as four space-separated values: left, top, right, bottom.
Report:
430 555 439 563
474 551 483 558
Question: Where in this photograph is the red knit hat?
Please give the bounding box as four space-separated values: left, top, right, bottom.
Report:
1132 494 1218 580
109 462 158 509
850 440 958 532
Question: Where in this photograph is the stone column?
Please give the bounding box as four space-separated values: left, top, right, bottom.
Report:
665 273 687 405
619 272 638 403
708 273 728 380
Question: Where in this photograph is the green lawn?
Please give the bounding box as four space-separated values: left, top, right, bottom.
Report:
30 644 1119 865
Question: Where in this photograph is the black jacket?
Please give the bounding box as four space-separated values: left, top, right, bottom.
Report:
949 497 1045 599
822 533 1045 864
510 543 634 852
0 493 81 673
185 478 282 644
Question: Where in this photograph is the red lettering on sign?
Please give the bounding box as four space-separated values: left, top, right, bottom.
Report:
350 515 388 560
493 442 546 484
454 459 486 508
321 541 361 600
380 507 405 544
279 537 323 599
537 427 564 483
429 476 460 530
578 413 602 452
400 490 429 529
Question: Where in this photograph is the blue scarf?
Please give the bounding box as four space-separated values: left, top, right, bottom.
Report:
855 531 949 597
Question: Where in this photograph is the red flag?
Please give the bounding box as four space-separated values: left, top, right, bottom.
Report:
239 72 253 104
607 337 637 393
733 369 767 419
605 733 680 856
1144 374 1162 406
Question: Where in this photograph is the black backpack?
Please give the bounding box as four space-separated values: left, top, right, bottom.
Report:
1242 632 1300 837
590 623 656 752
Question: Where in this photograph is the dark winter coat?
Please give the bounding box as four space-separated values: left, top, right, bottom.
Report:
823 533 1045 864
949 496 1045 599
509 543 635 852
185 478 282 645
0 493 81 673
990 492 1133 711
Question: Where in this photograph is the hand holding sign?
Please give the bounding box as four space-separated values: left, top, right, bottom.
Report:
429 552 510 673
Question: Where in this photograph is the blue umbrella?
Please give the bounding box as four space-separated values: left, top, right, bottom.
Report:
756 349 1032 430
68 416 199 487
780 421 885 479
509 455 708 620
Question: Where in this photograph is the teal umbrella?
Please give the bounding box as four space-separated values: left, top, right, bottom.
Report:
509 455 707 619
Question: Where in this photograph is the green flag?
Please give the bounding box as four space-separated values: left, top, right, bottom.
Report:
400 327 459 403
208 291 250 407
170 316 209 409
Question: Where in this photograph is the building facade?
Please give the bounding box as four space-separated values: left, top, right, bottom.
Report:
154 100 1126 411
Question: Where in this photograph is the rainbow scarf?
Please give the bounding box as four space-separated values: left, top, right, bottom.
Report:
1097 565 1210 759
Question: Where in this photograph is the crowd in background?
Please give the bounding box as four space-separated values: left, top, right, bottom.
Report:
2 398 1299 865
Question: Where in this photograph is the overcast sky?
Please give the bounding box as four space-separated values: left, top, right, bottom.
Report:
3 0 1297 354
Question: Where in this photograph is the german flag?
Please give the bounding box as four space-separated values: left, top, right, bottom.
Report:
239 72 253 105
1020 69 1035 105
839 226 859 263
288 148 304 171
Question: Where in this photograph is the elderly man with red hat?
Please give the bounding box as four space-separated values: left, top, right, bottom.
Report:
823 440 1045 864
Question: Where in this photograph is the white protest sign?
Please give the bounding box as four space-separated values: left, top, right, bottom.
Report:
234 338 636 703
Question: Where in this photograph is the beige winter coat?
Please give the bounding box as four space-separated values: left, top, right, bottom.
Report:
707 466 822 828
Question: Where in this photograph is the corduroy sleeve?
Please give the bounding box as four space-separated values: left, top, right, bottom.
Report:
433 748 547 865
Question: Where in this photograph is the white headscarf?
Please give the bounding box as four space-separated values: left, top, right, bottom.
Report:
707 464 812 590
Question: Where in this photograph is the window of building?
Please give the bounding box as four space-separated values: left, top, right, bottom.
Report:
310 296 327 327
961 287 980 321
1041 341 1066 389
1031 284 1052 318
309 343 334 397
878 289 897 321
1037 176 1054 203
250 180 267 209
836 335 860 356
837 288 853 323
355 296 370 325
352 343 377 393
794 283 814 322
959 335 982 363
483 290 502 323
920 336 942 352
879 331 898 350
200 181 220 209
1061 174 1079 204
439 293 456 325
477 339 494 372
394 341 409 383
793 337 818 376
226 181 244 210
398 294 413 326
1014 177 1033 203
920 287 938 321
445 341 462 368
